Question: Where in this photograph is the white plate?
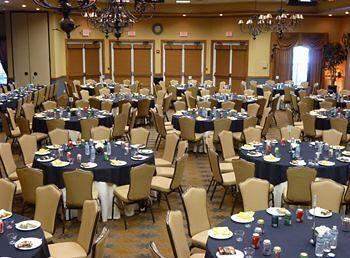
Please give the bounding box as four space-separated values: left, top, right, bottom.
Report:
35 150 51 156
51 160 70 167
216 250 244 258
44 117 54 120
289 160 306 166
263 156 281 163
46 145 60 150
266 207 288 217
0 209 12 220
230 214 254 224
131 144 145 149
110 160 127 166
342 151 350 156
138 149 153 155
131 155 148 161
208 229 233 240
115 141 125 145
337 156 350 163
318 160 335 167
309 207 332 218
241 145 255 151
247 152 262 157
36 156 55 163
80 162 98 169
15 220 41 231
15 237 42 250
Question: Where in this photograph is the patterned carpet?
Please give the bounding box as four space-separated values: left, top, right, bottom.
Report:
7 110 288 258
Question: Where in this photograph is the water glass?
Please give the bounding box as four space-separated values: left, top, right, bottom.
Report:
7 233 17 245
243 247 255 258
341 215 350 232
315 236 325 257
5 219 15 230
306 209 314 220
234 230 245 242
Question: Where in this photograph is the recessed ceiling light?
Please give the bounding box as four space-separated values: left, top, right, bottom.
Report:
328 14 332 17
176 0 191 3
219 14 223 17
182 14 187 17
36 8 40 11
346 11 349 15
22 4 26 8
4 0 9 3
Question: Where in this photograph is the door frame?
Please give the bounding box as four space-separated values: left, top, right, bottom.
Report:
161 40 206 84
65 39 104 84
109 39 155 86
211 40 249 86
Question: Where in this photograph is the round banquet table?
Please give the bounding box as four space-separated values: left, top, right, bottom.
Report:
176 85 203 97
80 84 117 96
171 110 245 134
205 210 350 258
97 94 155 109
256 85 301 96
311 110 350 133
0 86 39 111
206 95 256 110
0 213 50 258
32 108 114 134
240 142 350 186
312 96 349 109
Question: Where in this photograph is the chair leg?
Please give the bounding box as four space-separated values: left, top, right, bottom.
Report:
231 191 240 215
210 183 217 201
121 208 128 230
149 199 155 223
270 192 275 207
111 196 115 220
207 177 214 193
219 187 228 209
165 193 171 210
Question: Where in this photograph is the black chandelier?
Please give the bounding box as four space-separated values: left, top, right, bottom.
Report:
33 0 98 38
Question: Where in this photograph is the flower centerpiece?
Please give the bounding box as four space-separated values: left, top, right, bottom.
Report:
95 142 105 154
311 225 331 246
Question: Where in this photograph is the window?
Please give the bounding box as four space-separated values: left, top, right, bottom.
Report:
292 46 309 86
0 61 7 84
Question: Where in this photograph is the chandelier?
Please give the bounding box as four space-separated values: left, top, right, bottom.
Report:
83 0 159 39
33 0 97 38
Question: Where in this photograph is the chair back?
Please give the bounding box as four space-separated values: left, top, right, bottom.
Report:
75 99 90 109
291 94 299 112
302 113 316 137
233 99 243 112
89 98 101 110
280 126 302 140
16 117 31 135
330 118 348 142
162 133 180 163
232 159 255 186
0 112 13 138
240 178 269 212
49 128 69 145
186 95 197 109
18 134 37 166
259 107 271 127
170 154 188 190
317 89 328 96
261 113 273 138
0 179 16 211
6 108 17 130
179 117 196 141
166 210 191 258
63 169 94 208
34 185 62 235
174 101 186 112
207 149 223 183
176 140 188 159
153 111 167 138
311 180 344 213
286 108 294 125
91 126 111 141
80 118 99 140
197 101 211 109
112 114 127 138
137 99 151 118
57 95 69 107
99 87 110 96
0 143 17 178
22 103 35 124
270 95 280 114
284 87 293 102
286 167 316 204
77 200 100 255
187 86 198 98
213 118 231 142
243 116 258 129
139 88 150 96
17 168 44 205
80 90 90 101
320 101 333 110
303 97 314 111
130 127 150 146
182 187 210 237
128 164 155 200
218 130 236 160
42 101 57 111
256 98 267 118
155 90 166 107
149 242 165 258
221 101 235 110
244 89 254 96
91 227 110 258
209 98 218 109
243 127 261 143
322 129 342 146
46 119 65 132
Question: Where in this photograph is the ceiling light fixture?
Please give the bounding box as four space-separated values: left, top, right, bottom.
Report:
219 13 223 17
22 4 27 8
328 14 333 17
182 14 187 17
4 1 9 4
346 11 349 15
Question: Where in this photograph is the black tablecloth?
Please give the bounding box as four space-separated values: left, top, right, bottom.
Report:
32 109 114 133
0 87 39 111
80 84 116 96
240 142 350 186
314 113 350 133
0 213 50 258
256 85 301 96
99 95 155 109
33 143 154 188
206 210 350 258
172 112 244 134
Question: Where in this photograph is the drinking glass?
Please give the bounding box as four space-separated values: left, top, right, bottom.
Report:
243 247 255 258
315 236 325 257
341 215 350 232
234 230 245 242
5 219 15 229
7 233 17 245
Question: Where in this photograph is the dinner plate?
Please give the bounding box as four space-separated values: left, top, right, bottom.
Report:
342 150 350 156
266 207 289 217
138 149 154 155
318 160 335 167
337 156 350 163
80 162 98 169
230 214 254 224
241 145 255 151
130 144 145 149
115 141 125 145
131 155 148 161
44 117 54 120
289 160 306 166
247 151 262 157
35 149 51 156
110 160 127 166
309 207 332 218
216 250 244 258
51 160 70 167
0 209 12 220
15 238 42 251
15 220 41 231
46 144 60 150
331 145 345 150
250 142 263 147
263 155 281 163
208 228 233 240
36 156 55 163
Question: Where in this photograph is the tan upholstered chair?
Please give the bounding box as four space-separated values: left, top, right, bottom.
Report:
75 99 90 109
80 118 99 140
280 126 302 140
317 89 328 96
89 98 102 110
176 140 188 160
213 118 231 144
322 129 342 146
91 126 111 141
111 113 128 141
34 185 62 243
166 210 205 258
0 112 21 143
46 119 65 132
343 181 350 214
48 200 100 258
22 103 35 127
232 116 257 143
311 179 344 213
80 90 90 101
91 227 110 258
240 178 269 212
112 164 155 229
155 133 179 168
0 143 19 181
221 101 235 110
302 113 322 140
281 167 317 208
136 98 151 125
179 117 203 156
174 101 186 112
63 170 99 226
149 242 166 258
155 90 166 107
99 87 110 96
330 117 350 143
0 179 16 211
182 187 210 250
49 128 69 145
151 154 188 209
152 110 178 150
207 149 235 209
7 108 19 132
244 89 254 96
130 127 150 146
18 134 37 167
247 103 259 117
243 127 262 144
320 101 333 110
17 167 44 213
101 101 113 112
260 113 273 140
218 130 239 163
42 101 57 111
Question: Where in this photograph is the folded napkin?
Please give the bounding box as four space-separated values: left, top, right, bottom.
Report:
236 211 255 220
212 227 231 236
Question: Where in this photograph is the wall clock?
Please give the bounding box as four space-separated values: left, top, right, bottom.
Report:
152 23 163 35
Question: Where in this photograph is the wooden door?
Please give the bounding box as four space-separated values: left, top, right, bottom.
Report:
184 45 202 82
66 44 84 82
85 44 101 81
11 13 31 85
214 45 230 85
113 44 131 83
164 45 182 85
134 44 152 87
231 44 248 94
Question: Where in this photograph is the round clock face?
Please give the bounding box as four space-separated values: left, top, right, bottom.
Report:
152 23 163 35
